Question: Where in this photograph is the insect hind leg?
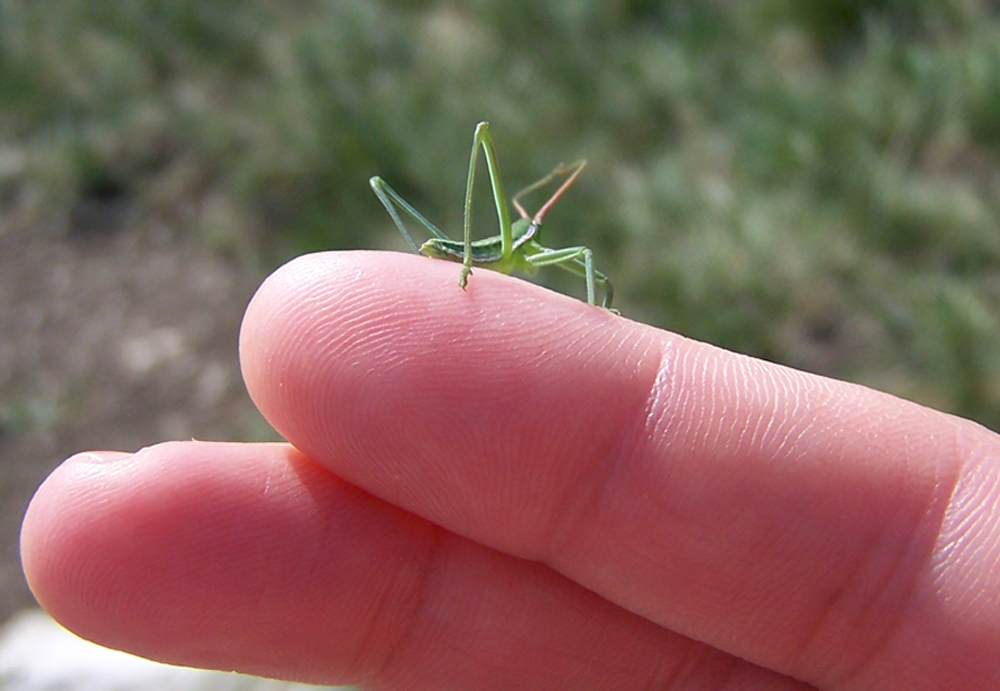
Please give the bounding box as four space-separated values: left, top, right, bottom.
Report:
369 176 449 251
524 245 614 309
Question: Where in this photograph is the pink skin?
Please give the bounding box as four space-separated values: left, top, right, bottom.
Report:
21 251 1000 689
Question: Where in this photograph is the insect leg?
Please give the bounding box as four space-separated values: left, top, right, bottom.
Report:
524 245 614 309
512 160 587 224
369 176 449 251
461 122 513 288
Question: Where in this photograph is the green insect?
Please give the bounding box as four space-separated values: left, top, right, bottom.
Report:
369 121 614 309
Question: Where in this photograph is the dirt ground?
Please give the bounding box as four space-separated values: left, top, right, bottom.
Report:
0 205 271 623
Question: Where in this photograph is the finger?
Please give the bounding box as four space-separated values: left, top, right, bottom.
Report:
241 251 1000 689
21 442 807 689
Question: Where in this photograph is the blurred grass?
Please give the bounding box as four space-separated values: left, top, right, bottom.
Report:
2 0 1000 429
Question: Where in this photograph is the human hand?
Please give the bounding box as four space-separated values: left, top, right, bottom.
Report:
21 252 1000 689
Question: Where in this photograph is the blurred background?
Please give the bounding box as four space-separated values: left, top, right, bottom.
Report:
1 0 1000 678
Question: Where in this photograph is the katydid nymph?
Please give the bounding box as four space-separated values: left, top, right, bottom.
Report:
369 121 615 309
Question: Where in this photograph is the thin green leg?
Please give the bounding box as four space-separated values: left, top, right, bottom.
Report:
369 176 450 251
461 122 513 288
524 245 613 308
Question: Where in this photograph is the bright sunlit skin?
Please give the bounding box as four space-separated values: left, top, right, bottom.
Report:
21 250 1000 689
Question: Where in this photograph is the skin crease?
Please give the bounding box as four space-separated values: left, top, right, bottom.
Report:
20 250 1000 689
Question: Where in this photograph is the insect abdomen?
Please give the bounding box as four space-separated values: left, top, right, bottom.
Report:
420 237 502 264
420 219 538 266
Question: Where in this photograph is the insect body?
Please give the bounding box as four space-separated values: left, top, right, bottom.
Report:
369 122 614 309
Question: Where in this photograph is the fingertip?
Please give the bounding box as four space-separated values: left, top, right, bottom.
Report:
19 440 427 676
21 449 139 633
22 450 131 557
238 249 645 461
